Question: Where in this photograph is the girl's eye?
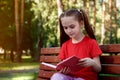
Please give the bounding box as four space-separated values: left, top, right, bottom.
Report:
63 27 68 29
70 25 75 29
63 25 75 29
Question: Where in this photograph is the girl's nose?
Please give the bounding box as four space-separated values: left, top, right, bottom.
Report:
67 28 71 33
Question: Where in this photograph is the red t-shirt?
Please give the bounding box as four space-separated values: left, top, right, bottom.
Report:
59 36 102 80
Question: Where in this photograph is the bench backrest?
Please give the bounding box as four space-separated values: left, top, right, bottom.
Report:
36 44 120 80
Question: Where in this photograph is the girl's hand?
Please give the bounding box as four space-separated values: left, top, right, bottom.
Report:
77 58 95 67
59 66 71 74
78 57 101 72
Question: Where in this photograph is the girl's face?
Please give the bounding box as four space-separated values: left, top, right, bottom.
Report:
61 16 83 39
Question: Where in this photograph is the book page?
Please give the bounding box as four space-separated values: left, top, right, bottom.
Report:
41 62 56 68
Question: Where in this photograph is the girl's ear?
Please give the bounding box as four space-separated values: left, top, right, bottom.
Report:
79 21 84 27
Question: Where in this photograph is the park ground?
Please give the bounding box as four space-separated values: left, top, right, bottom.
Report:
0 54 40 80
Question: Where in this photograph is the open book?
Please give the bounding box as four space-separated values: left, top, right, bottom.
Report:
41 55 82 72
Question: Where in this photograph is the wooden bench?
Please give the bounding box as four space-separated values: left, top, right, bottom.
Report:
36 44 120 80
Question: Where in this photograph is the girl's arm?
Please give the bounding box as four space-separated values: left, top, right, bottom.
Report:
91 56 101 72
78 56 101 72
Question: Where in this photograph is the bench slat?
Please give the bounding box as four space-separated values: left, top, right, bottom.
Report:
99 76 120 80
101 64 120 74
40 47 60 54
100 56 120 64
40 64 120 74
38 70 55 79
100 44 120 53
40 55 120 64
40 55 120 63
40 56 60 62
36 78 48 80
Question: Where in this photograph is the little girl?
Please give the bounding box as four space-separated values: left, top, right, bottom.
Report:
51 9 102 80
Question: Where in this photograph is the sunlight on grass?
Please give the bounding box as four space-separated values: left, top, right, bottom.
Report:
0 62 40 71
22 55 31 59
0 72 38 80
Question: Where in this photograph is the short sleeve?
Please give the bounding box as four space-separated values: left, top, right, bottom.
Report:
58 43 67 60
90 40 102 58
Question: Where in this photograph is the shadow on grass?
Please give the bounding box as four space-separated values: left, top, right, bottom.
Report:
0 72 38 80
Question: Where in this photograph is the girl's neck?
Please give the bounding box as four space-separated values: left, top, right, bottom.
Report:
72 33 85 43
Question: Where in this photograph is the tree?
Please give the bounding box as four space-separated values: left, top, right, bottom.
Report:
109 0 113 43
20 0 24 44
113 0 118 43
56 0 64 45
57 0 63 17
0 0 15 61
93 0 96 33
15 0 22 62
101 0 106 44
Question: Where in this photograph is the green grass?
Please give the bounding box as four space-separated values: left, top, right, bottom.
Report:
0 62 39 71
0 55 40 80
0 55 40 70
0 72 38 80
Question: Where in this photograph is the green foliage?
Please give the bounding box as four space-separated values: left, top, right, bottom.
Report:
32 0 120 47
32 0 59 47
0 0 15 50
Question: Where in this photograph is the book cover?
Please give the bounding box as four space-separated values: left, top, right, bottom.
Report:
41 55 82 72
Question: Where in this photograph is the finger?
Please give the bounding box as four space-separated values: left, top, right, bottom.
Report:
65 67 70 74
59 68 63 73
77 62 83 65
59 67 65 73
62 67 70 74
62 67 67 73
77 61 86 67
78 60 86 65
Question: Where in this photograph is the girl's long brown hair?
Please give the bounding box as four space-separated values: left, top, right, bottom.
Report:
59 9 96 46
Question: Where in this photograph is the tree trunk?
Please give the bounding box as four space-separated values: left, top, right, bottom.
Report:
20 0 24 45
10 50 14 62
56 0 64 46
3 50 6 59
83 0 87 7
56 0 63 17
86 0 90 15
113 0 118 43
101 0 105 44
93 0 96 33
83 0 90 15
109 0 113 44
15 0 21 62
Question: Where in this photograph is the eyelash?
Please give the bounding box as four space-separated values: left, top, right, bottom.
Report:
70 26 74 28
64 26 75 29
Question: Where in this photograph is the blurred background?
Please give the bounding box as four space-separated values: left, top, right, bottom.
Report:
0 0 120 80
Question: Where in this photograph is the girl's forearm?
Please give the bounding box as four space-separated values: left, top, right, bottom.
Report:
92 61 101 72
92 57 101 72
